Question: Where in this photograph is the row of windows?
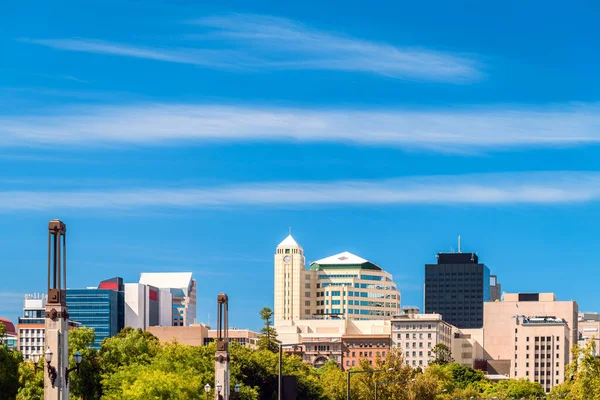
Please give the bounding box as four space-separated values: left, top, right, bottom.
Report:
20 329 44 334
395 324 434 330
405 350 430 358
349 351 386 358
515 345 560 351
516 353 560 360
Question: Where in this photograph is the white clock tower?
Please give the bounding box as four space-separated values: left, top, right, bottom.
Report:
274 234 313 322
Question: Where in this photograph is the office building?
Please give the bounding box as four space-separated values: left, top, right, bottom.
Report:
483 292 578 392
391 307 454 368
139 272 197 326
124 283 172 329
425 251 490 328
342 334 391 369
274 234 400 322
0 318 18 350
490 275 501 302
577 312 600 355
67 277 125 349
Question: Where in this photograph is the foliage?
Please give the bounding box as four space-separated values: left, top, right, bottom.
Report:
550 340 600 400
429 343 453 365
0 342 22 400
10 320 600 400
257 307 279 353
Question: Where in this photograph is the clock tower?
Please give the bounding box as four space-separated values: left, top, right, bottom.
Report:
274 234 312 322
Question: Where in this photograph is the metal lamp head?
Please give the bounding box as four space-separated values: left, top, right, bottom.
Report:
216 382 223 394
31 352 40 364
74 351 83 365
45 348 53 363
204 383 211 393
235 383 240 393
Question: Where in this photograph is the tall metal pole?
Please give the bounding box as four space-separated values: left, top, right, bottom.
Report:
374 382 378 400
346 371 351 400
278 344 282 400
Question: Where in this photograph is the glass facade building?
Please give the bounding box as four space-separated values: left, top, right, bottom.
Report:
424 253 490 329
66 277 125 349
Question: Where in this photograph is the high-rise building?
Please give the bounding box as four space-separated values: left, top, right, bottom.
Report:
67 277 125 349
124 283 172 329
391 307 454 369
424 251 490 328
139 272 197 326
483 292 578 393
490 275 502 302
274 234 401 322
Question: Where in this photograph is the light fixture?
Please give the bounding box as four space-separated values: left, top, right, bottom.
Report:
31 352 40 364
45 348 57 388
45 348 53 363
204 383 211 393
216 382 223 394
66 351 83 385
234 383 240 393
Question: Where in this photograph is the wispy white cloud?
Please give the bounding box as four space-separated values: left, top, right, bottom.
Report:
20 13 480 82
2 102 600 150
0 171 599 211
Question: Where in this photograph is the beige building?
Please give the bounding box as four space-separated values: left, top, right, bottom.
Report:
578 312 600 355
452 328 485 369
483 292 578 393
391 307 453 368
274 235 400 323
147 324 259 348
276 318 392 369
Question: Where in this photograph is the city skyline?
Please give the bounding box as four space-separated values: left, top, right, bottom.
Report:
2 1 600 332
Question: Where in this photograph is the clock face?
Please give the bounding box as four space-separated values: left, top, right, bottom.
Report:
283 256 291 262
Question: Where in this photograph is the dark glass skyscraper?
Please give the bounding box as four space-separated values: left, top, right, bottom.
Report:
66 277 125 348
424 253 490 329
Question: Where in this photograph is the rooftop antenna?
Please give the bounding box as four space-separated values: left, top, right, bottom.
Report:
458 235 461 253
289 227 292 236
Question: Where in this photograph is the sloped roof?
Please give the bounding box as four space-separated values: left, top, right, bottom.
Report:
0 318 16 335
278 235 299 247
140 272 193 293
310 251 382 271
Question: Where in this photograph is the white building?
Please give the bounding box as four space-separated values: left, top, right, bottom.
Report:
124 283 172 329
139 272 196 326
391 307 454 368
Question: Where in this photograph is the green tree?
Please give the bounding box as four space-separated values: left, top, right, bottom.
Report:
550 340 600 399
444 362 484 390
98 327 160 375
485 378 544 399
16 361 44 400
318 360 346 400
428 344 453 365
69 327 103 400
0 340 22 400
257 307 279 353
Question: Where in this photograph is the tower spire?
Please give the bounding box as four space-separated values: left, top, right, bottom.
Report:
458 235 461 253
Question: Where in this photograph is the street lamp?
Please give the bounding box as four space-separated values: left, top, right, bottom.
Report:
31 352 43 373
216 382 223 400
204 383 211 400
45 348 58 388
65 351 83 385
234 383 241 399
278 342 303 400
346 368 394 400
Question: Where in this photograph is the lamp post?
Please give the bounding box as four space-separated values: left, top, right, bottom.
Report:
31 352 43 373
234 383 240 399
65 351 83 385
205 383 211 400
216 382 223 400
45 348 58 388
346 368 393 400
278 342 303 400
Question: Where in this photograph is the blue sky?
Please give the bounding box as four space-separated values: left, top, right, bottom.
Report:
1 1 600 331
